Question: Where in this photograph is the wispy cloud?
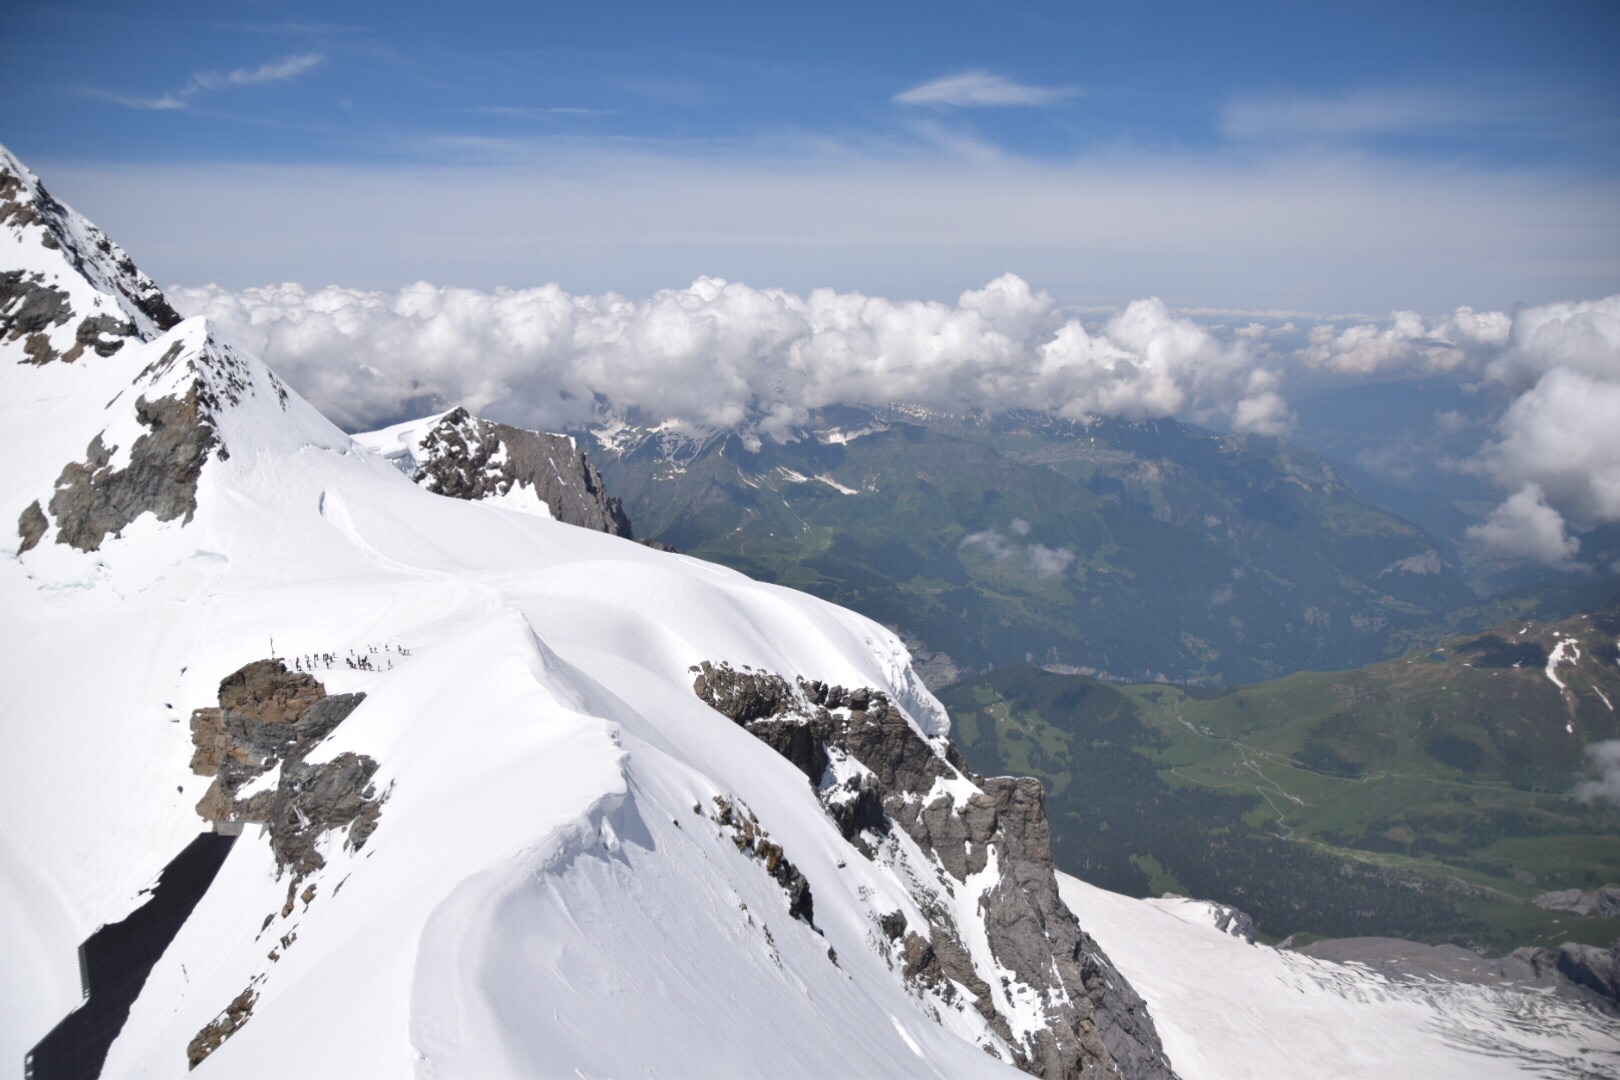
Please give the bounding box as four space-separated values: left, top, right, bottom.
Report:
93 51 323 111
1221 89 1483 141
192 52 323 90
894 70 1078 108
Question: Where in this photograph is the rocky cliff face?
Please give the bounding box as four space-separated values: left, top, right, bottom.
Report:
377 407 635 538
692 661 1174 1080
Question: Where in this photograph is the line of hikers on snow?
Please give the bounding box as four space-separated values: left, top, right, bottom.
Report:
293 643 413 674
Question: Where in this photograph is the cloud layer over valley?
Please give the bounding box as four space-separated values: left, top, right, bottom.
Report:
172 279 1620 567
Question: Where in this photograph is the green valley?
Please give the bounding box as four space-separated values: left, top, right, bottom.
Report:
940 604 1620 952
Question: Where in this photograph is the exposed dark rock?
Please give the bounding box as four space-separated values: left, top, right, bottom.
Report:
403 408 635 537
710 794 815 924
1208 903 1256 944
268 752 383 878
691 660 1174 1080
47 387 220 551
822 775 887 845
741 717 830 782
1 269 73 350
693 661 801 726
16 499 46 552
189 660 380 879
187 987 257 1070
67 312 136 361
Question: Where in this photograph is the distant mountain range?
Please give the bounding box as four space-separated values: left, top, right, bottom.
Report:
585 404 1599 687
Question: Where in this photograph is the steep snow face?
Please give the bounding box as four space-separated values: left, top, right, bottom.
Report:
1 145 1163 1078
1059 874 1620 1080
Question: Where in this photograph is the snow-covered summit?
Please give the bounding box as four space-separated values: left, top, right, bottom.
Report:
355 407 634 537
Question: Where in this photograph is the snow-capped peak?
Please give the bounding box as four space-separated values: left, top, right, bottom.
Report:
1 143 181 352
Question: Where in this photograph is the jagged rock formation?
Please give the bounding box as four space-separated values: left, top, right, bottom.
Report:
692 660 1174 1080
367 407 635 537
189 660 381 878
180 660 385 1070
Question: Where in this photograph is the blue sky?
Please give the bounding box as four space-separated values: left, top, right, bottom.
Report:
4 0 1619 309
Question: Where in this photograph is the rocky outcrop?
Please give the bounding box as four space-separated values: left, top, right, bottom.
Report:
1507 941 1620 1011
406 408 634 537
16 499 46 553
187 987 258 1070
189 660 381 879
180 661 383 1070
709 795 815 924
1533 887 1620 918
692 660 1173 1080
46 385 221 551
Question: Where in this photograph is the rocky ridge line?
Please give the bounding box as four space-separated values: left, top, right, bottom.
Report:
692 660 1174 1080
1 145 180 364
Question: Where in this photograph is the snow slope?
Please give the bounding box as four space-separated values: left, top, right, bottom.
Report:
1058 874 1620 1080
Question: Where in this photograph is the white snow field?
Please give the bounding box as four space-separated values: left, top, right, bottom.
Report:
1059 874 1620 1080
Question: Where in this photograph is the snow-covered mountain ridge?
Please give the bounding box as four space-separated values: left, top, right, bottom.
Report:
3 143 1616 1079
0 146 1172 1077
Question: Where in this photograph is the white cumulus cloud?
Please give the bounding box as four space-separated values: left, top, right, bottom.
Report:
1465 484 1582 567
1296 293 1619 566
173 275 1284 438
